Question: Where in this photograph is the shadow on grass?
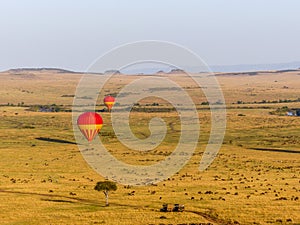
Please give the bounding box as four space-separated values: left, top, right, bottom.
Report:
248 147 300 154
0 189 226 224
41 198 75 203
35 137 78 145
0 189 102 206
0 189 148 209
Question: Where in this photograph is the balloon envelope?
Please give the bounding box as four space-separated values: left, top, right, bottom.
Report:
77 112 103 142
104 96 115 111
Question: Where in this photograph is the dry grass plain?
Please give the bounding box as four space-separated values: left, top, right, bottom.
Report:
0 69 300 225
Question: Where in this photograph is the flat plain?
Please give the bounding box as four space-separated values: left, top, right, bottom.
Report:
0 69 299 225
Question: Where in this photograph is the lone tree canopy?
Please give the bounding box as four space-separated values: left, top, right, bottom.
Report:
94 181 117 206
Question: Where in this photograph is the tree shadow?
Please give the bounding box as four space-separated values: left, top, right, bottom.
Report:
41 198 75 203
248 147 300 154
0 189 102 206
0 189 221 223
0 189 148 209
35 137 78 145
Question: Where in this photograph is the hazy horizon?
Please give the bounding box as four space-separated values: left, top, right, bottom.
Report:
2 60 300 74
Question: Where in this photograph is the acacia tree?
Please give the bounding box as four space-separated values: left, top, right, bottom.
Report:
94 181 117 206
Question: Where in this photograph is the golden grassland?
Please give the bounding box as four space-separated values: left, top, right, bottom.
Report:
1 69 300 105
0 69 300 225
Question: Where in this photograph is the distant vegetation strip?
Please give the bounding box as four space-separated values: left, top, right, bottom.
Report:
234 98 300 105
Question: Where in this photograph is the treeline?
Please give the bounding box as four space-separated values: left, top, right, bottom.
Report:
234 98 300 105
269 106 289 116
1 102 71 112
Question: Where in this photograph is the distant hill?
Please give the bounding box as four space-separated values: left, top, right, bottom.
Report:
167 69 185 74
104 69 121 75
5 68 80 74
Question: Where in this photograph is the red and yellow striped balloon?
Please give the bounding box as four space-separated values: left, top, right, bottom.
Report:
77 112 103 142
104 96 115 112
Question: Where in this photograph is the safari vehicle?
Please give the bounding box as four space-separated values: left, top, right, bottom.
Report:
160 204 185 212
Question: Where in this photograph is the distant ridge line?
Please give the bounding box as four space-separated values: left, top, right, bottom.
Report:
3 68 108 75
2 65 300 75
6 68 80 74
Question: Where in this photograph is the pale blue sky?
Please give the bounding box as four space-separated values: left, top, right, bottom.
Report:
0 0 300 71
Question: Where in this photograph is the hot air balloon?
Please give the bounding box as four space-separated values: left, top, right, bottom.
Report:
104 96 115 112
77 112 103 142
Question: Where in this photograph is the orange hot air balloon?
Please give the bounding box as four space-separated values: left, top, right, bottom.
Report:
104 96 115 112
77 112 103 142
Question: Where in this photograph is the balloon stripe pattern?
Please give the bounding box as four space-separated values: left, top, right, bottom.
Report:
77 112 103 142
